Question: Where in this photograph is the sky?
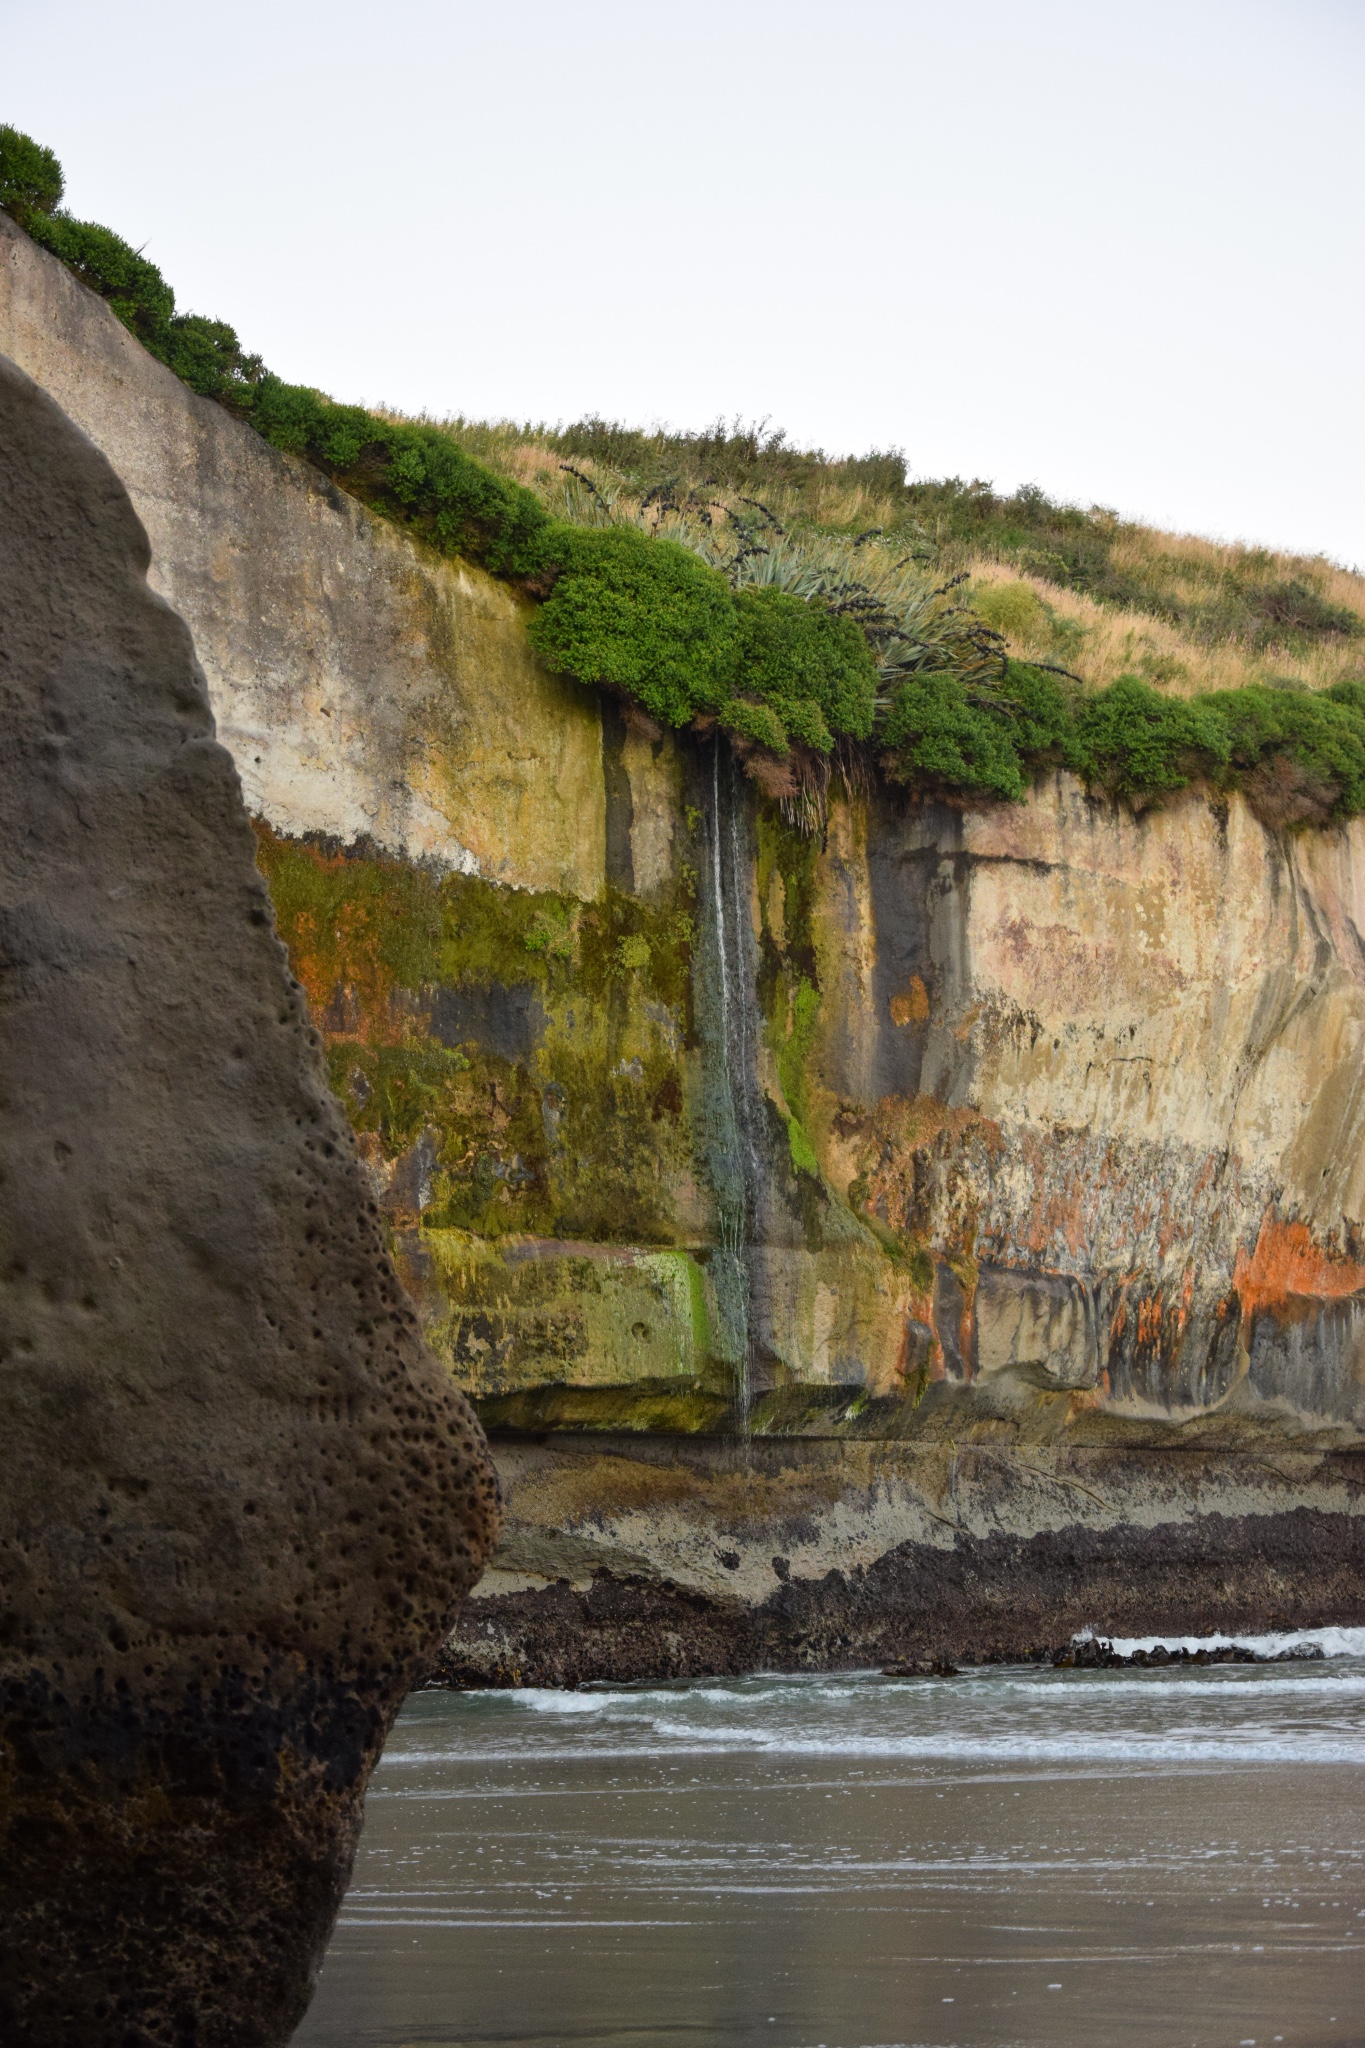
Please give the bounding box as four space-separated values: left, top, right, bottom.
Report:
7 0 1364 563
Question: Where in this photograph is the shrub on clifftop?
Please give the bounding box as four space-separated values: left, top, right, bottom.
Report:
726 587 877 754
246 378 554 576
1072 675 1231 797
0 124 63 226
882 660 1082 801
527 527 739 727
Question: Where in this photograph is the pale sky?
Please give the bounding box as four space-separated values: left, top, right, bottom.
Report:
7 0 1364 564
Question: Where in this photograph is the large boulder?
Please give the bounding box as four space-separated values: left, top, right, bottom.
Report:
0 352 500 2045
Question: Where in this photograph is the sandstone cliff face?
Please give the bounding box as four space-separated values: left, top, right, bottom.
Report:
807 777 1365 1429
0 210 604 895
5 214 1363 1675
0 359 499 2043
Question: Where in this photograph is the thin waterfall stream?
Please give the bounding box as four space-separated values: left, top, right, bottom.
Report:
699 737 767 1425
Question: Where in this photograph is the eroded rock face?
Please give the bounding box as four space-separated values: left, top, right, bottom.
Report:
813 778 1365 1421
0 355 500 2044
0 209 605 895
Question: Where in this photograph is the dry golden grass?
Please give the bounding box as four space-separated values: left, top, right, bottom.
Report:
965 553 1365 696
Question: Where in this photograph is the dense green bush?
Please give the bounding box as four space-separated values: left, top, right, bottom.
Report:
1202 682 1365 814
0 123 63 225
160 315 262 400
881 664 1365 821
245 377 553 574
881 662 1082 801
527 527 738 726
882 671 1027 800
26 213 174 345
527 537 881 755
727 587 877 754
719 697 790 754
1073 675 1231 796
886 673 1025 799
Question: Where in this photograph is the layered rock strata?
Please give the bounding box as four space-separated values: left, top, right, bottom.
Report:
0 356 499 2046
442 1438 1364 1684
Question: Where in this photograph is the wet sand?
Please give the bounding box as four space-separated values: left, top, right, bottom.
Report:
297 1642 1365 2048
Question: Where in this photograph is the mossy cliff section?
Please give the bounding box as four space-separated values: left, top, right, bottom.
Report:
0 358 499 2046
259 757 1365 1451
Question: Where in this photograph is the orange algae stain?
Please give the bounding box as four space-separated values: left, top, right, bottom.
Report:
1136 1296 1164 1345
253 823 430 1045
888 975 931 1027
952 1002 983 1044
1233 1213 1365 1315
1015 1128 1089 1259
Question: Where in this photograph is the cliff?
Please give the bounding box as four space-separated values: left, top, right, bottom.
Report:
5 208 1362 1676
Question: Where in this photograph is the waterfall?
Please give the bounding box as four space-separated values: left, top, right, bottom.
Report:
697 738 766 1424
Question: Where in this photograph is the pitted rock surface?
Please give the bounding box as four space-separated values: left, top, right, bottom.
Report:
0 354 500 2046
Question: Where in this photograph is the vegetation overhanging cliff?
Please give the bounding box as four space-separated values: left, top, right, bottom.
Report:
5 122 1365 834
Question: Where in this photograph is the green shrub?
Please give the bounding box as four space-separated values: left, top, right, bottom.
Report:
1073 675 1230 796
1327 677 1365 717
238 377 553 573
527 526 738 726
731 586 876 753
880 661 1083 801
378 420 552 572
0 123 62 225
27 214 174 347
528 549 880 753
720 698 790 753
161 314 262 400
881 671 1028 800
1201 683 1365 815
971 578 1048 645
995 661 1085 761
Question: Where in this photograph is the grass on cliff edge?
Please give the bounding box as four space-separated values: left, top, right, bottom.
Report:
7 121 1365 828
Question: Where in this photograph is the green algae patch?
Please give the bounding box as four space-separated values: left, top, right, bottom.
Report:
754 803 834 1184
398 1232 724 1399
254 823 727 1397
254 823 703 1240
475 1380 732 1435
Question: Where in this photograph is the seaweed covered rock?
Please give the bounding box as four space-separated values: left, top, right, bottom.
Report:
0 353 501 2046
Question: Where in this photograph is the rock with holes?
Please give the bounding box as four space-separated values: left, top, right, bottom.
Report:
0 352 501 2046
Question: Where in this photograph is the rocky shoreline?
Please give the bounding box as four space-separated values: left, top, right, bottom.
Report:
437 1499 1365 1689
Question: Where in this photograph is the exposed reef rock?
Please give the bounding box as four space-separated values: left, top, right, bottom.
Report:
5 210 1364 1680
438 1437 1364 1684
0 355 499 2045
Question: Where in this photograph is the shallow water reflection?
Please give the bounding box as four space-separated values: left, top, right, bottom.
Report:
297 1641 1365 2048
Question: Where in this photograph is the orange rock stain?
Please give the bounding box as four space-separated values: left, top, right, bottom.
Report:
1233 1213 1365 1315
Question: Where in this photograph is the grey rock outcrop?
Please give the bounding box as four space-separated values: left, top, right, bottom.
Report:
0 354 500 2044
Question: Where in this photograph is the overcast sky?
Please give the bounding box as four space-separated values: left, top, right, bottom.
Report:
7 0 1364 563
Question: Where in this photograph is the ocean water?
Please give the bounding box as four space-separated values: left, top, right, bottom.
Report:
296 1631 1365 2048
